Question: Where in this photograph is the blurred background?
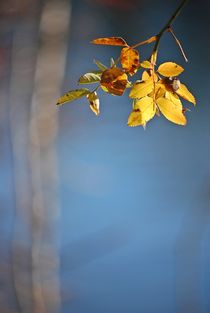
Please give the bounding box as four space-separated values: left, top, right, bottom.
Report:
0 0 210 312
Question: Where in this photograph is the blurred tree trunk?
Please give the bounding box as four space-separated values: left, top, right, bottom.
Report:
9 2 41 312
7 0 71 312
29 1 71 313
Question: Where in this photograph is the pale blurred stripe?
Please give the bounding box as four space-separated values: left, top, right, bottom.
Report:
9 0 71 313
9 3 41 312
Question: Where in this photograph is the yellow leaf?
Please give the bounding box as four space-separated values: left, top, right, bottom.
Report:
100 67 128 96
157 62 184 77
101 85 109 93
87 91 100 116
128 96 156 127
91 37 128 46
120 47 140 75
56 88 90 106
127 110 143 127
148 81 166 99
126 81 132 88
176 83 196 105
165 91 182 106
151 85 166 99
133 96 156 123
142 71 150 80
129 77 154 99
140 60 152 69
142 70 158 82
156 97 186 125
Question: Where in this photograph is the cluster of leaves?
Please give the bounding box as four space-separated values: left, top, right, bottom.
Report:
57 36 196 128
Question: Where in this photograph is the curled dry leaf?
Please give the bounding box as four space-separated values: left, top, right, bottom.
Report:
160 78 195 105
100 67 128 96
87 91 100 115
91 37 128 47
157 62 184 77
120 47 140 76
56 88 90 106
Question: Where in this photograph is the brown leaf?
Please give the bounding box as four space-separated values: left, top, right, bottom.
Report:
91 37 128 47
100 67 128 96
120 47 140 75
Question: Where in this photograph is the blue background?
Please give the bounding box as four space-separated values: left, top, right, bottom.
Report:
1 0 210 312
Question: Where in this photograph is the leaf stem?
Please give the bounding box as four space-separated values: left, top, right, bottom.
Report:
151 0 189 63
131 36 157 49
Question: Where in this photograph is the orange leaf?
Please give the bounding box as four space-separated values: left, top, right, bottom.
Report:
91 37 128 47
100 67 128 96
120 47 140 75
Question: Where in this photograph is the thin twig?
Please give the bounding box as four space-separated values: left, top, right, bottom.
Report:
168 27 188 62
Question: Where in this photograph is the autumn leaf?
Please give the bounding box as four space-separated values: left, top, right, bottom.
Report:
176 83 196 105
57 0 197 129
133 96 156 124
156 97 186 125
87 91 100 115
56 89 90 106
165 91 182 106
140 60 152 69
141 70 159 82
142 71 150 80
129 77 154 99
91 37 128 47
127 109 142 127
120 47 140 75
126 81 132 88
78 73 101 84
149 83 166 99
157 62 184 77
100 67 128 96
128 97 156 127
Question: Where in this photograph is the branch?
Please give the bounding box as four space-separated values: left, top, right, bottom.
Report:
151 0 189 63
